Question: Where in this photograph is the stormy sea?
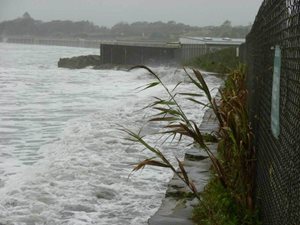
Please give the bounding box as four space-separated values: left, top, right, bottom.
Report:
0 43 221 225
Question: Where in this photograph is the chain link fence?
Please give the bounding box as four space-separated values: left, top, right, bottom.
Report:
244 0 300 224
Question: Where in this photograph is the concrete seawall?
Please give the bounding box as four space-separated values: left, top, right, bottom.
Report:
148 108 219 225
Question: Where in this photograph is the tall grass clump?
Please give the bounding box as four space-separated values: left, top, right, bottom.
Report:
123 65 259 225
192 65 259 225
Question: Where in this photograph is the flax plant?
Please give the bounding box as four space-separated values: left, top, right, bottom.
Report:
123 65 257 224
123 66 225 197
192 65 258 224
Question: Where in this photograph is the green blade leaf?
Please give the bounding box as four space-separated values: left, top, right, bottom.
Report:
132 158 171 172
149 117 178 122
138 82 160 91
176 157 189 184
186 98 212 108
178 92 204 97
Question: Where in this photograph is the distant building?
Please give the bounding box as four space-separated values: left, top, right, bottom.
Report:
100 40 180 66
99 37 245 66
179 37 245 63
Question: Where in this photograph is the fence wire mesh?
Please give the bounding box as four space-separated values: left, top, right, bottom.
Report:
245 0 300 224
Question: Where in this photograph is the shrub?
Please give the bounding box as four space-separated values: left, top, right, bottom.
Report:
186 47 241 73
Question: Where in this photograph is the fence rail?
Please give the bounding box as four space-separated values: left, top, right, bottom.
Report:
245 0 300 224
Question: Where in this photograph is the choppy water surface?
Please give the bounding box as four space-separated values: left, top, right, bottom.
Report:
0 43 221 225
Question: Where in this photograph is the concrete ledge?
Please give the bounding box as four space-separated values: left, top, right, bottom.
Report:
149 216 194 225
148 109 219 225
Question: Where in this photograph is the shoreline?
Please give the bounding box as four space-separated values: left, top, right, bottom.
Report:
148 108 219 225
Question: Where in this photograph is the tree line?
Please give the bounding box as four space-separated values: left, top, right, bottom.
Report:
0 12 251 40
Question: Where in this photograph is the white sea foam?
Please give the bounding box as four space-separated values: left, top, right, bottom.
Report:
0 43 221 225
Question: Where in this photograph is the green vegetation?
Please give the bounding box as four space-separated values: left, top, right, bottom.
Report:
187 47 241 73
202 133 218 143
193 178 260 225
124 65 260 225
192 66 260 225
108 20 250 40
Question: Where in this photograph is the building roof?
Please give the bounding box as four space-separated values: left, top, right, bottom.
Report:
100 40 180 48
179 36 245 46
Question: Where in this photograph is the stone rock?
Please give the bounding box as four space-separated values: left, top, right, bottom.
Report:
58 55 101 69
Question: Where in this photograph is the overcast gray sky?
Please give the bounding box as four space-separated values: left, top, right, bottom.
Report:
0 0 262 27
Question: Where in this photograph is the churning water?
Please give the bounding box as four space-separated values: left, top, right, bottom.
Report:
0 43 221 225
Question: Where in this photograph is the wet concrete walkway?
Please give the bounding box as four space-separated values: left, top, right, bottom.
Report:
148 109 219 225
